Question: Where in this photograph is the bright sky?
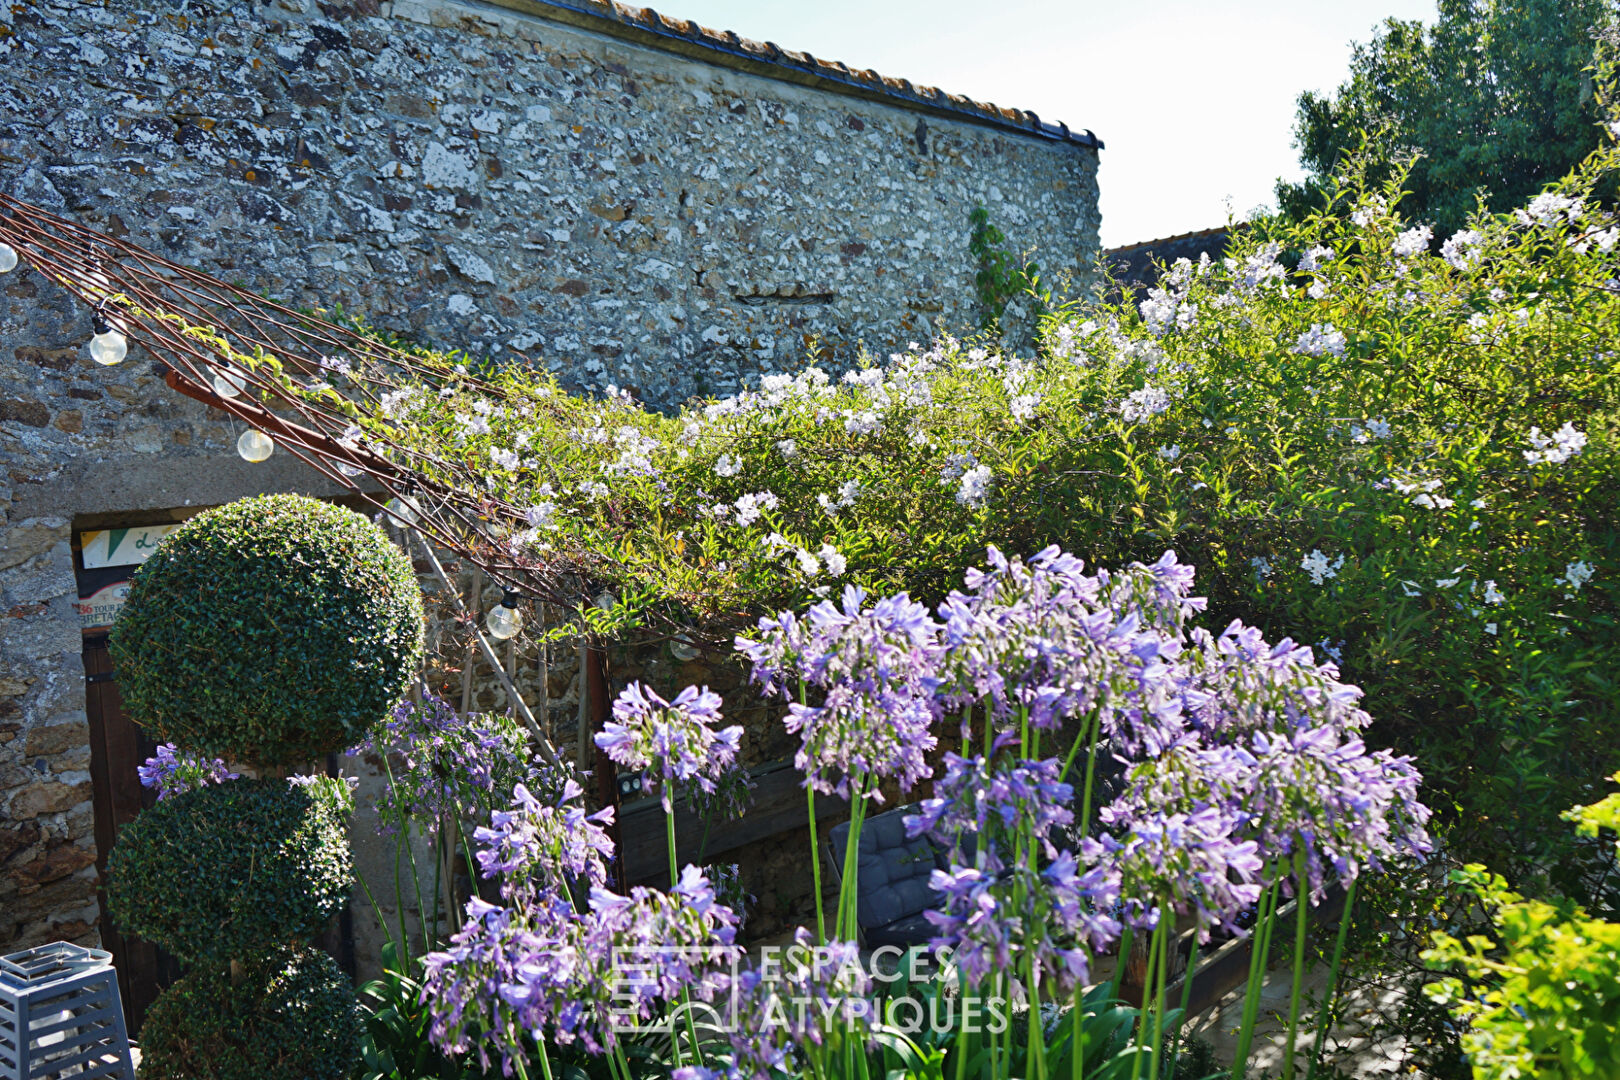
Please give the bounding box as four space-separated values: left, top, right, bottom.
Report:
662 0 1439 248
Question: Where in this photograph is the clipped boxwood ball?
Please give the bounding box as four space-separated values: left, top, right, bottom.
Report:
138 945 361 1080
107 777 351 963
111 493 423 765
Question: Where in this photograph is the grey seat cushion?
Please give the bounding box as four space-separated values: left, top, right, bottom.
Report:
829 806 941 931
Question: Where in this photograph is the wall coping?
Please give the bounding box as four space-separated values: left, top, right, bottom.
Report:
413 0 1105 150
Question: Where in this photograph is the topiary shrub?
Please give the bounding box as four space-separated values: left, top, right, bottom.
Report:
137 945 361 1080
106 776 352 963
110 493 424 766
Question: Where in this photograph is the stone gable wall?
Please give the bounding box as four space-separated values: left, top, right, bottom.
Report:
0 0 1099 951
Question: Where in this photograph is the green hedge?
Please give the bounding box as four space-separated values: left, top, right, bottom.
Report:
138 946 361 1080
107 777 351 963
110 493 424 766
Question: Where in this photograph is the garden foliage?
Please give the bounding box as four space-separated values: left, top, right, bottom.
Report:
111 493 425 765
1276 0 1616 235
136 945 362 1080
107 775 354 963
108 495 425 1080
414 546 1431 1080
1423 772 1620 1078
249 134 1620 894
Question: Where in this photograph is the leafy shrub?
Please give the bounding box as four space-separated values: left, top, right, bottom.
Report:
110 493 424 766
1423 772 1620 1077
250 140 1619 896
107 776 352 963
138 945 361 1080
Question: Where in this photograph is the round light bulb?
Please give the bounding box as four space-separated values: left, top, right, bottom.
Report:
0 243 17 274
486 600 522 641
384 494 420 527
211 367 247 398
89 329 127 366
237 429 274 462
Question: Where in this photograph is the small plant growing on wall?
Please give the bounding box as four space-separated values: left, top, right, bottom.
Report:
105 493 426 1080
968 204 1042 330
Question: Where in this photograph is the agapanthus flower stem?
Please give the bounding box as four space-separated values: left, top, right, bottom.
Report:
1147 907 1171 1080
1231 875 1281 1080
383 754 433 955
1306 877 1357 1080
807 784 827 945
1166 929 1200 1079
1282 850 1311 1080
804 679 829 946
835 796 869 941
1131 916 1163 1080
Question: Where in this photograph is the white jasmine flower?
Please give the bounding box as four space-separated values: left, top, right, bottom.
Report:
818 544 846 578
1440 229 1483 269
844 410 881 436
1298 245 1334 272
775 438 798 459
793 548 821 576
1307 280 1329 300
1119 385 1172 423
1250 556 1273 581
1436 577 1461 589
1292 322 1347 358
1470 498 1488 509
1412 492 1455 510
1484 622 1497 635
1301 549 1345 585
1157 444 1181 461
1350 418 1392 443
732 491 779 527
1350 196 1387 226
1401 580 1422 597
1483 580 1506 605
578 480 609 500
1391 225 1433 258
490 447 520 470
1557 560 1595 592
1010 393 1041 422
957 464 993 509
1515 193 1580 227
1523 422 1587 465
714 453 741 478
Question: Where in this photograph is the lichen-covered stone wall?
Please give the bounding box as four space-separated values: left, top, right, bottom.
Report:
0 0 1099 951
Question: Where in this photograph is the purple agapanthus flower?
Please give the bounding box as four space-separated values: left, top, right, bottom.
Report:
596 682 744 813
137 743 238 800
352 693 569 833
472 779 617 901
422 783 742 1073
737 585 943 801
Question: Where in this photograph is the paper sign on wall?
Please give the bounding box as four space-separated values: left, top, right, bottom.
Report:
75 581 132 631
80 525 178 569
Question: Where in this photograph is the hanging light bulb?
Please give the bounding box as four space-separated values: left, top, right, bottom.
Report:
670 634 700 662
211 366 247 398
237 429 274 462
485 590 523 640
384 490 420 527
88 317 127 366
0 243 17 274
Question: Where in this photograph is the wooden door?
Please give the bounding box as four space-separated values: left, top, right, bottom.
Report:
83 636 180 1034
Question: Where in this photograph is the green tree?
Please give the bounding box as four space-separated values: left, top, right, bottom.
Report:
1277 0 1615 236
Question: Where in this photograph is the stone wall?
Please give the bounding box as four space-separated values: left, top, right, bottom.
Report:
0 0 1100 953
